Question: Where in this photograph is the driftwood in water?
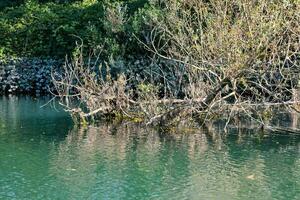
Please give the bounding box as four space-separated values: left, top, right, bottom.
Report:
265 126 300 135
51 52 300 130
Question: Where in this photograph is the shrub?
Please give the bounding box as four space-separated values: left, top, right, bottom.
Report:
0 0 149 58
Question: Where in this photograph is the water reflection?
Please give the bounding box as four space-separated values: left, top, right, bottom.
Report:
0 96 300 200
48 123 300 200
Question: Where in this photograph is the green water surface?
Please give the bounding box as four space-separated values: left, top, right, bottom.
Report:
0 96 299 200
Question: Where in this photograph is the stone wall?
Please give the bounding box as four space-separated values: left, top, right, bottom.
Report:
0 58 62 95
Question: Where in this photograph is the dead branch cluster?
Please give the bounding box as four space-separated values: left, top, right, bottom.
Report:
52 0 300 129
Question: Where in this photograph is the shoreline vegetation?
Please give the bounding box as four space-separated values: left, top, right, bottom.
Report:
1 0 300 131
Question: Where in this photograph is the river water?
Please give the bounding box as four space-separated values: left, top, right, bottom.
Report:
0 96 300 200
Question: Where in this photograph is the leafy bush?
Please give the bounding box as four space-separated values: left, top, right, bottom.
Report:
0 0 149 58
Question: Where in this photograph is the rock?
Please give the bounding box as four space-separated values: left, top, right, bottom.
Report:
0 57 62 95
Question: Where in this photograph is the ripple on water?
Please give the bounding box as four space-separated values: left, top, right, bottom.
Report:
1 97 300 199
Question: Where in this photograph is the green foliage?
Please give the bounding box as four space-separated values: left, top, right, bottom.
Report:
0 0 149 58
0 0 24 10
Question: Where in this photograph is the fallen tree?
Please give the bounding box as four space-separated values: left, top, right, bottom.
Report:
52 0 300 131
